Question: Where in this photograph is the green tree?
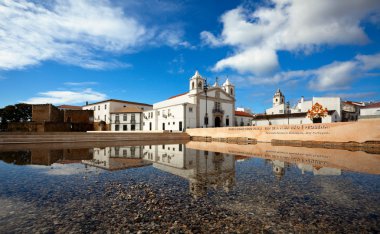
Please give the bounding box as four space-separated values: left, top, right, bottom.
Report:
0 103 32 131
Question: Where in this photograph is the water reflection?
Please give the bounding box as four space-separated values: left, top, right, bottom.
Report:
0 148 92 166
0 141 379 194
81 144 237 197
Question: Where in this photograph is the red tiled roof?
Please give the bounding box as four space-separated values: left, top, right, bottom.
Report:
84 99 152 107
362 102 380 109
235 111 254 117
57 105 82 110
343 101 365 107
168 92 188 100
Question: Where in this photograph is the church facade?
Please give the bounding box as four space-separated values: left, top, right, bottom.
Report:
142 71 236 131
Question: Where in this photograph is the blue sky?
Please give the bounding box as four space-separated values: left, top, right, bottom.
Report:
0 0 380 113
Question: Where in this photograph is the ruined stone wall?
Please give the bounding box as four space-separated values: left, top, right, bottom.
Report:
32 104 63 122
63 110 94 123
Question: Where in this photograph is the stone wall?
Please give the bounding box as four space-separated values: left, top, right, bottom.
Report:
186 119 380 143
32 104 63 122
63 110 93 124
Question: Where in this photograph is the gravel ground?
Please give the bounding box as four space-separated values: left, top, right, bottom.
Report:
0 155 379 233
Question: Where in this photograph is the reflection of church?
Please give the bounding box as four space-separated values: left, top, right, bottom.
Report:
266 159 341 179
142 144 237 198
82 143 237 197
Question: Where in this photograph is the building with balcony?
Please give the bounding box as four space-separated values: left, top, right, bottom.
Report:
110 106 143 131
82 99 152 131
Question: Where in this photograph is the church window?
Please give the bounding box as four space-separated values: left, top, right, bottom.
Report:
275 99 278 102
189 107 193 112
123 114 127 121
230 88 233 95
198 81 202 88
192 82 194 89
104 104 107 110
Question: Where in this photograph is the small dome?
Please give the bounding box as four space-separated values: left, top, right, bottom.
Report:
223 78 231 86
192 70 201 79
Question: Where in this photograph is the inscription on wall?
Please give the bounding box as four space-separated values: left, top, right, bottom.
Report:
228 124 331 135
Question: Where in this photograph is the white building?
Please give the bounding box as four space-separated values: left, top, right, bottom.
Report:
82 99 152 131
360 102 380 118
256 89 361 126
110 106 143 131
253 110 339 126
234 109 254 126
142 71 236 131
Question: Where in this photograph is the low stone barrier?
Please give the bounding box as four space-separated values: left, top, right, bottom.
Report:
186 119 380 146
0 132 190 144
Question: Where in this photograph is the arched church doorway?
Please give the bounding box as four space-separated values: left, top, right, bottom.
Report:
214 117 221 127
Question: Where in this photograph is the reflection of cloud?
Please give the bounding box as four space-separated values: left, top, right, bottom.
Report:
45 163 102 176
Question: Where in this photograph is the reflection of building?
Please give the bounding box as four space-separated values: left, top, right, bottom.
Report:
267 159 342 178
82 146 151 171
271 160 287 180
142 144 237 198
297 164 341 175
0 149 92 165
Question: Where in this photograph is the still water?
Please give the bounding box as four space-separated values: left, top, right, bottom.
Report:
0 141 379 233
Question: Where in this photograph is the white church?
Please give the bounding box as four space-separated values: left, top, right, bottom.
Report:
142 71 236 131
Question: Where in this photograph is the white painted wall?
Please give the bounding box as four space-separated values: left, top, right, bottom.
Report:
110 113 142 131
361 107 380 116
253 112 339 126
83 101 152 124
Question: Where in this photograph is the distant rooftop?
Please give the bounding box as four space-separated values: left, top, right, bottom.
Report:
362 102 380 109
111 106 144 113
235 111 254 117
167 92 188 100
84 99 152 107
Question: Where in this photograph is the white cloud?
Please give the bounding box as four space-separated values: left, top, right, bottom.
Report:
213 47 279 75
324 92 378 100
0 0 186 70
239 53 380 91
203 0 380 75
64 82 98 86
22 88 107 105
